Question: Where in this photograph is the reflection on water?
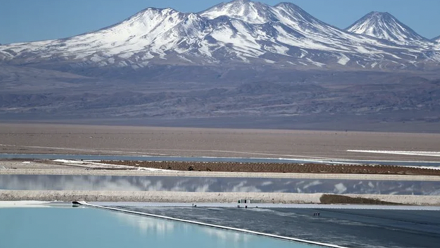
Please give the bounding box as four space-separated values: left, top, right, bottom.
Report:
113 211 251 243
203 226 251 244
113 211 175 237
1 175 439 195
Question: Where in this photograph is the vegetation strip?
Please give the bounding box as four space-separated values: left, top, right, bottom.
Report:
320 194 402 205
103 160 440 176
81 202 346 248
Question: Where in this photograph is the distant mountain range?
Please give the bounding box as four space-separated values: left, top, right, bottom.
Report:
0 0 439 131
0 0 439 71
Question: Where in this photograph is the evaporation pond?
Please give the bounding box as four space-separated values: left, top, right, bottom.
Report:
0 207 319 248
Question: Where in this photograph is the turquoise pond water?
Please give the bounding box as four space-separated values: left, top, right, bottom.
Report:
0 207 320 248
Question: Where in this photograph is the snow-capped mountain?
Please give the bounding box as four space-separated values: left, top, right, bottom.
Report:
0 0 439 71
346 11 429 46
201 0 273 24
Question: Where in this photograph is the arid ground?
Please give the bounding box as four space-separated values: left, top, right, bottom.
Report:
0 123 439 162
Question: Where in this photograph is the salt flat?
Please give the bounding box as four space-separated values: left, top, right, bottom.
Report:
1 191 440 205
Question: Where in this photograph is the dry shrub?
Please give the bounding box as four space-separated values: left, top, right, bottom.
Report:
101 160 440 176
320 194 401 205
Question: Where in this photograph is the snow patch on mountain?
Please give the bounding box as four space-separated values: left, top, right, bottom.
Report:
435 36 440 49
338 54 350 65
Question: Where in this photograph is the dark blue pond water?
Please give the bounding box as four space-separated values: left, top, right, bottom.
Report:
121 206 440 248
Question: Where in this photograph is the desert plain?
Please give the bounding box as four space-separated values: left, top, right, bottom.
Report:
1 123 440 162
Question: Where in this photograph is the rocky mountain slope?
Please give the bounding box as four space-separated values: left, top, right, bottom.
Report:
0 0 439 131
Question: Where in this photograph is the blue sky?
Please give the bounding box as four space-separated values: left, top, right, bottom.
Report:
1 0 439 44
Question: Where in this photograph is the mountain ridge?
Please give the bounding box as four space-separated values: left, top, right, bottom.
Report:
0 0 439 71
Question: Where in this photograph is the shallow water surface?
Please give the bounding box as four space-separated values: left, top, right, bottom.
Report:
1 174 439 195
0 207 319 248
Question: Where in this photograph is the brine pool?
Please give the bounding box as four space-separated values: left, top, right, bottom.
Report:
1 174 439 195
0 206 323 248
